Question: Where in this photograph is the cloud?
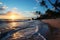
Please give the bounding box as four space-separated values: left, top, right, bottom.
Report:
12 7 18 10
10 7 18 13
0 5 8 12
35 0 40 3
23 11 38 18
0 2 3 5
2 5 8 9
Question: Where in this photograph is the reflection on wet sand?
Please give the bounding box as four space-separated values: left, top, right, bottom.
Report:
12 32 23 39
10 25 38 40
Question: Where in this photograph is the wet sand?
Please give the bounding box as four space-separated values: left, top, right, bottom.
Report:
42 18 60 40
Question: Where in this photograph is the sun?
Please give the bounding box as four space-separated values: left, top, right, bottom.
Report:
9 15 16 20
6 11 26 20
0 11 27 20
6 11 20 20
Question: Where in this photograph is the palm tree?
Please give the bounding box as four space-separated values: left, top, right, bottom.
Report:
40 0 60 18
40 0 60 12
35 11 41 19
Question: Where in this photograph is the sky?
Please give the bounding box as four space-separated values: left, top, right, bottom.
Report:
0 0 43 11
0 0 56 18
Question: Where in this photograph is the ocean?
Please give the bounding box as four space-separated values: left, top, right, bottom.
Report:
0 20 49 40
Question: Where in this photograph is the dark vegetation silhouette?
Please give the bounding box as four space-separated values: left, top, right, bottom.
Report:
35 0 60 19
34 1 60 40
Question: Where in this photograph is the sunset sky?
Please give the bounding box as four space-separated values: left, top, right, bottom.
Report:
0 0 57 19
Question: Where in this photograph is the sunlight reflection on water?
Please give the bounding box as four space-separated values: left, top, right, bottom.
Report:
8 22 20 29
5 22 26 30
8 22 17 29
0 20 39 40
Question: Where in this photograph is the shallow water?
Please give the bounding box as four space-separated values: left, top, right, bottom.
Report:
0 20 39 40
0 20 48 40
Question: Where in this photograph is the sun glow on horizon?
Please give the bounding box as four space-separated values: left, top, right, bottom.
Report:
0 11 28 20
9 15 17 20
6 11 21 20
